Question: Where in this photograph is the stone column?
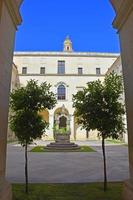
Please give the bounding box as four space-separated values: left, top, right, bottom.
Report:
70 115 74 140
110 1 133 199
66 116 70 132
48 114 54 140
0 1 22 199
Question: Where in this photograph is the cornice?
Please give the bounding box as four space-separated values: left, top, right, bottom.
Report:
110 0 123 13
19 73 105 77
4 0 22 29
14 51 119 58
112 0 133 31
55 82 69 87
16 0 23 8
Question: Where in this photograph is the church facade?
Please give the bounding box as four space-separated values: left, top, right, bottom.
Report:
13 37 119 140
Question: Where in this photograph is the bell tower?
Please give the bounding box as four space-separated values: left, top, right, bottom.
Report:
63 36 73 52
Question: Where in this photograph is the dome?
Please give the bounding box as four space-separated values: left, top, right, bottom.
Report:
64 36 72 44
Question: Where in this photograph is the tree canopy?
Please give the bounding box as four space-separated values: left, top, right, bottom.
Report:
10 80 57 193
73 72 125 191
73 72 125 139
10 80 57 145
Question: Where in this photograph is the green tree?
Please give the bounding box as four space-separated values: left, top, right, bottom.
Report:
10 80 56 194
73 73 125 191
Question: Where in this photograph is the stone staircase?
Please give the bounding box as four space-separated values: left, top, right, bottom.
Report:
45 142 80 150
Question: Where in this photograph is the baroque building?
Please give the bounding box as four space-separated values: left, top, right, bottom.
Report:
13 37 119 140
1 1 133 199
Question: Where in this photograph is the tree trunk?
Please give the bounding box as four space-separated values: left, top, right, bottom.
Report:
102 136 107 191
25 143 28 194
86 130 89 139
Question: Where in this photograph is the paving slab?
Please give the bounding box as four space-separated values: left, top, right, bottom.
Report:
6 141 129 183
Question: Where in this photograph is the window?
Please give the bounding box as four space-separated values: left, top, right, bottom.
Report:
40 67 45 74
78 67 83 75
96 68 101 75
22 67 27 74
58 61 65 74
57 85 66 100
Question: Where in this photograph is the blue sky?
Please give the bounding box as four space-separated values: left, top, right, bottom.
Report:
15 0 120 53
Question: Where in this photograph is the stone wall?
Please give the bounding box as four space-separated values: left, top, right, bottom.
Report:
0 0 22 199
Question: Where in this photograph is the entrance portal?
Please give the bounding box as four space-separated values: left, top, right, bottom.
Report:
54 105 70 133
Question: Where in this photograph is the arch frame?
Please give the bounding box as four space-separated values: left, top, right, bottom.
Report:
57 84 66 100
110 0 133 199
55 82 69 101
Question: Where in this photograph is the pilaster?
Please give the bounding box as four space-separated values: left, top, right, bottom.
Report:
4 0 22 29
110 0 133 199
0 0 3 20
70 115 74 140
0 0 22 199
48 114 54 140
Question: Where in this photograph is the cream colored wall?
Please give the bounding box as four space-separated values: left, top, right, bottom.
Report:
110 0 133 199
13 52 118 140
13 53 118 115
10 64 20 91
14 52 118 75
0 0 22 199
107 56 122 75
0 0 16 180
8 64 20 141
18 75 104 107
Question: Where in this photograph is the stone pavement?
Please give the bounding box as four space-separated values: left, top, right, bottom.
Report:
6 140 129 183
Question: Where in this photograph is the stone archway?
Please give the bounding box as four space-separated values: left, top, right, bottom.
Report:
39 110 49 123
1 1 133 200
39 110 50 139
54 105 70 133
110 1 133 199
74 115 86 140
74 115 99 141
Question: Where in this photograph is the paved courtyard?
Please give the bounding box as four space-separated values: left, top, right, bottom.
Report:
6 141 129 183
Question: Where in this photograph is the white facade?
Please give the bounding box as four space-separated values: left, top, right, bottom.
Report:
13 38 119 140
11 63 20 92
8 63 20 141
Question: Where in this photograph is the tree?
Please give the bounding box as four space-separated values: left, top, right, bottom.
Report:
10 80 56 194
73 73 125 191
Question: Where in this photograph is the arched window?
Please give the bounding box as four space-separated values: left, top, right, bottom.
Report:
57 85 66 100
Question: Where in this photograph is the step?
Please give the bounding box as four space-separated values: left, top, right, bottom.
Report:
45 142 81 150
45 146 81 150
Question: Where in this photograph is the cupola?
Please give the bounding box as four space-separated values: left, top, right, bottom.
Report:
63 36 73 52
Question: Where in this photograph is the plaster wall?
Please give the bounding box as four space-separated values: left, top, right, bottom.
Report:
0 0 22 199
118 9 133 184
13 52 118 140
14 53 118 75
0 0 16 180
